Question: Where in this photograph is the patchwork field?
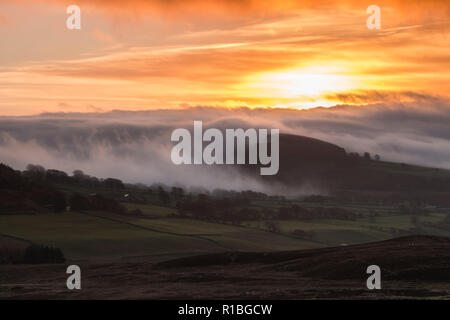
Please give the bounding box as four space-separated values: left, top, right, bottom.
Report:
0 213 222 261
1 207 449 262
0 212 322 262
249 213 450 245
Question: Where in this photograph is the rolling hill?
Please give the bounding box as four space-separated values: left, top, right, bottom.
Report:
240 133 450 202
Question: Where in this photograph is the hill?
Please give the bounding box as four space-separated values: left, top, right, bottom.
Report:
240 133 450 203
156 235 450 282
2 235 449 299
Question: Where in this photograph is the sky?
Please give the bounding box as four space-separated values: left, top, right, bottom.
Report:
0 0 449 115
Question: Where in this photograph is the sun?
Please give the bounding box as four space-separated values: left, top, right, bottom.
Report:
242 66 356 103
259 71 347 96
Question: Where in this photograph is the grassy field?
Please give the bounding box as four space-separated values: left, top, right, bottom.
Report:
1 193 448 263
79 211 323 251
0 213 225 261
251 199 400 216
247 212 450 246
122 203 178 217
2 209 448 262
0 212 321 261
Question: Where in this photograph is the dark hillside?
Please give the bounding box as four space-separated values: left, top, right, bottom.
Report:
238 134 450 202
156 235 450 282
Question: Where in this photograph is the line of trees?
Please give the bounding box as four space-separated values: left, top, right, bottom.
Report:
0 163 138 215
23 244 65 264
1 244 66 264
175 195 357 225
24 165 125 190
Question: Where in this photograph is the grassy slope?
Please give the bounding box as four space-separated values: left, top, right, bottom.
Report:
0 213 223 261
2 157 449 263
80 211 322 251
0 211 321 261
248 213 450 246
1 209 448 262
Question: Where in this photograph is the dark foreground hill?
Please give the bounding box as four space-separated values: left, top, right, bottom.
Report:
2 235 449 299
157 235 450 282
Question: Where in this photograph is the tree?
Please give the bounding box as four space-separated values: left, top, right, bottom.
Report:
347 152 361 166
26 164 45 174
265 221 281 233
23 244 65 264
23 164 46 182
46 169 69 183
0 163 26 190
88 194 126 214
69 193 90 211
103 178 124 189
73 169 85 179
158 186 171 206
171 187 185 201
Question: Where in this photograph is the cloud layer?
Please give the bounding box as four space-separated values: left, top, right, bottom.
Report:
0 97 449 193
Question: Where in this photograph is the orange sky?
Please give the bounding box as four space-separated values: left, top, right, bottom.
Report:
0 0 449 115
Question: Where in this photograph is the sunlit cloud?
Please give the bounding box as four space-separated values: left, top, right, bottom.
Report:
0 0 449 115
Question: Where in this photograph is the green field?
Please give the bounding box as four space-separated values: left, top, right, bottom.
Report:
1 184 449 263
0 213 223 261
0 212 321 261
123 203 178 217
248 212 450 245
2 208 448 262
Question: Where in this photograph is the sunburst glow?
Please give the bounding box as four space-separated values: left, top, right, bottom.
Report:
248 68 355 98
